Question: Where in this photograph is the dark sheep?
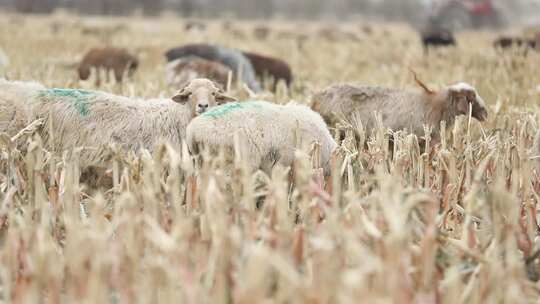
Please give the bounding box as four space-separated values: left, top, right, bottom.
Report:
493 36 537 51
165 43 261 92
420 28 456 51
78 47 138 85
242 51 293 89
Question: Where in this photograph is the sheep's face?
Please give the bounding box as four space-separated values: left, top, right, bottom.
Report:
310 91 325 113
310 90 337 124
172 78 236 116
449 83 488 121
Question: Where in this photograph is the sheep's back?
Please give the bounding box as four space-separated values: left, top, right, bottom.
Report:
34 88 189 164
351 89 426 133
314 84 429 134
313 84 404 123
187 101 336 171
188 101 282 147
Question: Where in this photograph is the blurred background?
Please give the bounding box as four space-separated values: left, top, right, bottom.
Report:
0 0 538 28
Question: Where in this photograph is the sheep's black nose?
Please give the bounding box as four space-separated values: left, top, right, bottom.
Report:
197 104 209 113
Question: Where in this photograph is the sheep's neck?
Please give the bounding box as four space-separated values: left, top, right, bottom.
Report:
427 90 458 133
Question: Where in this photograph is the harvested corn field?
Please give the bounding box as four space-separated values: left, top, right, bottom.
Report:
1 10 540 304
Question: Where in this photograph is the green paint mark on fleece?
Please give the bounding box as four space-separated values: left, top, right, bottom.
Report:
39 88 96 116
201 101 266 118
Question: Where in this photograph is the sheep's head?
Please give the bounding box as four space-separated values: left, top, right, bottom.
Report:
172 78 236 115
78 65 91 80
310 86 349 116
310 90 326 113
449 83 488 121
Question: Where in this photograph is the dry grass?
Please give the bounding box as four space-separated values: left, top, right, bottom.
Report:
1 12 540 303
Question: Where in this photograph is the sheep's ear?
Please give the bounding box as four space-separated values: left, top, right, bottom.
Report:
172 89 191 104
215 91 237 104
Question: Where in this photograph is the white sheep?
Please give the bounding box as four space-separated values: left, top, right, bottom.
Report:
186 100 338 175
0 78 236 166
311 78 488 143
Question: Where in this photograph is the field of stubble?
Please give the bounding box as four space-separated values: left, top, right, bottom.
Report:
1 11 540 303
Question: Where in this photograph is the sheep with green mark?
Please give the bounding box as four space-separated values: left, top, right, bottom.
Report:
0 78 236 167
186 100 337 175
38 88 95 116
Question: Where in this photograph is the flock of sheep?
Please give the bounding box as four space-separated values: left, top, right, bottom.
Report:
421 22 540 52
2 17 540 189
0 27 500 188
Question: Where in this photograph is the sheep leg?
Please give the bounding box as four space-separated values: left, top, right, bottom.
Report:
114 67 123 83
95 69 101 86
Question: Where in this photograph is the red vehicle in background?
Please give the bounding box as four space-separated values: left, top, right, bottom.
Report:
428 0 505 30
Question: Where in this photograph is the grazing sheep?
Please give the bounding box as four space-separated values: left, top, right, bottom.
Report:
186 101 337 175
420 28 456 51
493 36 537 51
242 51 293 89
311 78 488 143
0 78 236 167
78 47 138 85
166 57 233 89
165 43 261 92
